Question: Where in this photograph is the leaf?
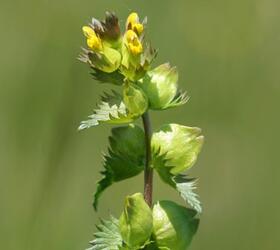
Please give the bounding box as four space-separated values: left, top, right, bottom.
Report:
79 46 121 73
155 156 202 213
163 90 189 109
140 41 157 69
86 215 123 250
93 124 145 210
90 68 124 85
174 176 202 214
78 91 134 130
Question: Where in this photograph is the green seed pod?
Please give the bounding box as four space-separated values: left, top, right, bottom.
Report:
123 83 148 118
152 123 204 175
139 63 178 109
153 200 199 250
119 193 153 248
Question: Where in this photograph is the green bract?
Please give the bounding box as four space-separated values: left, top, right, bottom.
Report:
99 46 122 73
87 216 122 250
79 11 204 250
79 45 121 73
120 42 141 80
153 201 199 250
78 91 133 130
119 193 153 248
152 123 204 175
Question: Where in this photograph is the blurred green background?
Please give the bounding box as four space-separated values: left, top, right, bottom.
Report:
0 0 279 249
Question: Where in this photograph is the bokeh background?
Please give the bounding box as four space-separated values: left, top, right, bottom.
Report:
1 0 279 249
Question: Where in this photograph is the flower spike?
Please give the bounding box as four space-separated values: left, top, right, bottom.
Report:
79 12 204 250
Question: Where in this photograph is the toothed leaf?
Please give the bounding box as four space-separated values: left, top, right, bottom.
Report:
93 124 145 209
155 162 202 213
86 215 122 250
90 68 124 85
78 91 138 130
164 90 189 109
175 176 202 213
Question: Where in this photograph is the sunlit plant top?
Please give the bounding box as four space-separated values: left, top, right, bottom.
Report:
78 11 204 250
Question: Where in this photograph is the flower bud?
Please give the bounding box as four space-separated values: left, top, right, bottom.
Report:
120 28 144 80
126 12 144 36
123 83 148 118
139 63 178 109
152 123 204 175
125 30 143 55
153 200 199 250
80 15 122 73
119 193 153 248
82 26 103 52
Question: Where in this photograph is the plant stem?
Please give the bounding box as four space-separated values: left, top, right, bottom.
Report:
142 112 153 207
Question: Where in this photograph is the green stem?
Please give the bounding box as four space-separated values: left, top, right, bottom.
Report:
141 112 153 207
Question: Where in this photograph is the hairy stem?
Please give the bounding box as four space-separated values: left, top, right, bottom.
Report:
142 112 153 207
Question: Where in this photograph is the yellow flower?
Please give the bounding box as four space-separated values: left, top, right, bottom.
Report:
82 26 102 51
125 30 143 55
126 12 144 35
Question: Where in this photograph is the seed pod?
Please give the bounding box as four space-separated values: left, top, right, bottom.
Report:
139 63 178 110
123 83 148 118
153 200 199 250
119 193 153 248
152 123 204 175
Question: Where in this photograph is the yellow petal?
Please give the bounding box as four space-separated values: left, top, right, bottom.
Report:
125 30 143 55
87 37 102 51
82 26 96 38
126 12 139 28
126 12 144 35
134 23 143 34
82 26 102 51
